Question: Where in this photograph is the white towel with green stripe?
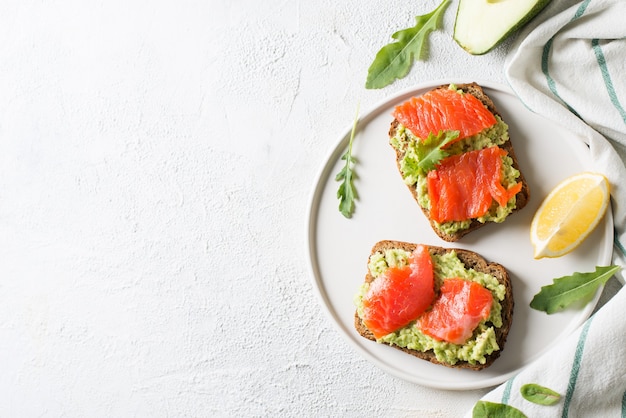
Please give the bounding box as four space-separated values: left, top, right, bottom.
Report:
466 0 626 416
505 0 626 279
466 288 626 417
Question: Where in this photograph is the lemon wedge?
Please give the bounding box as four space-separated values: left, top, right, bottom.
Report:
530 172 610 259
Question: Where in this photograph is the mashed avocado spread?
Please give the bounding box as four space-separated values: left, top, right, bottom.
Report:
355 248 506 365
389 85 521 236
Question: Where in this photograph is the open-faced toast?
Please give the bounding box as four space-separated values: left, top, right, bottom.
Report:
354 240 513 370
389 82 530 241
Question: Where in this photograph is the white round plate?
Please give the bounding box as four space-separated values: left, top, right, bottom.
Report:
306 80 614 390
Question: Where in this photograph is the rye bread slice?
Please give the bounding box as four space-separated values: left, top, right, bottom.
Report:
389 82 530 242
354 240 514 370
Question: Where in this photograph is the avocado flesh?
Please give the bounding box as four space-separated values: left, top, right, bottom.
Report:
454 0 552 55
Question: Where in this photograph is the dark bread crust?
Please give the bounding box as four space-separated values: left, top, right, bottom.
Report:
389 82 530 242
354 240 514 370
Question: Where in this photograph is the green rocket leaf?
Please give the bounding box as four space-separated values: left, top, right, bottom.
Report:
414 130 459 173
530 265 621 314
520 383 561 406
365 0 451 89
472 401 527 418
335 103 360 218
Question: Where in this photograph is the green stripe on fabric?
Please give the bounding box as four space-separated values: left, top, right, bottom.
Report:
622 390 626 418
541 39 579 116
592 38 626 126
541 0 593 119
562 316 595 418
615 233 626 257
501 377 514 404
573 0 591 18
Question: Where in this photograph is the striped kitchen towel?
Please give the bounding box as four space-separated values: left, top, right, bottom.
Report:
465 286 626 417
466 0 626 416
506 0 626 281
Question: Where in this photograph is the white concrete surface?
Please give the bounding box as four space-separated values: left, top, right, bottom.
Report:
0 1 619 416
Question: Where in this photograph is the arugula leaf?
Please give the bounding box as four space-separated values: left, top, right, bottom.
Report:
399 130 459 185
520 383 561 406
415 130 459 173
365 0 451 89
530 265 621 314
472 401 527 418
335 103 360 218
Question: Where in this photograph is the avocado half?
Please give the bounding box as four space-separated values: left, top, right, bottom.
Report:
453 0 552 55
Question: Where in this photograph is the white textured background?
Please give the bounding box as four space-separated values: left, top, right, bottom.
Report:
0 1 619 416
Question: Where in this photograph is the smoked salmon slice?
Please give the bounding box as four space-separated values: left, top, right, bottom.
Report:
393 87 497 143
427 146 523 223
362 245 435 339
417 279 492 345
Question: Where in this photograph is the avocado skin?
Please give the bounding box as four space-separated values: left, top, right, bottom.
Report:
453 0 553 55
